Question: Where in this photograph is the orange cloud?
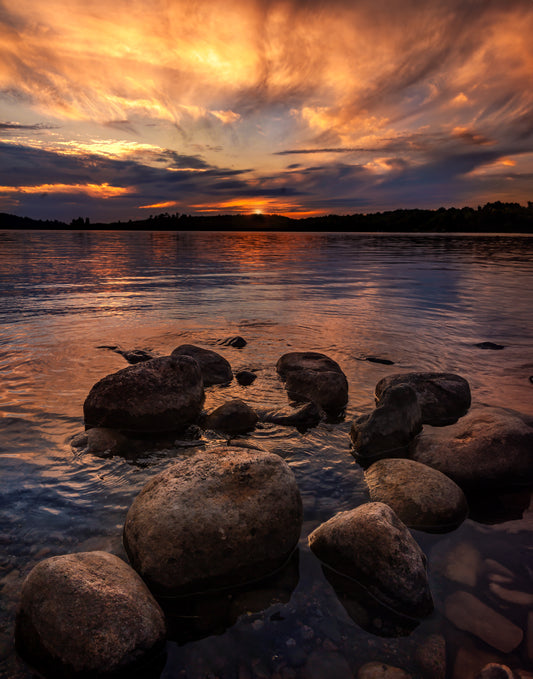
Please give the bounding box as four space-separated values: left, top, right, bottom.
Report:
0 183 132 198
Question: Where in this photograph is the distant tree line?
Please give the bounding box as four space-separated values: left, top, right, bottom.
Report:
1 201 533 232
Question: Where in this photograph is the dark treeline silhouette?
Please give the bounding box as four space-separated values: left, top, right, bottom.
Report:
1 201 533 232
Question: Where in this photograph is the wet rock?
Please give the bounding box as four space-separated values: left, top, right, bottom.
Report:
308 502 433 618
357 661 411 679
364 356 395 365
15 551 166 678
415 634 446 679
475 342 505 350
97 345 154 364
375 372 471 426
236 370 257 386
476 664 519 679
123 448 303 596
84 427 128 456
364 458 468 532
412 405 533 489
171 344 233 386
276 351 348 417
204 399 259 434
259 402 321 430
444 591 523 653
219 335 247 348
350 385 422 465
84 355 204 433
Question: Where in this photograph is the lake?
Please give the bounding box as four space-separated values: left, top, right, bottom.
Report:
1 229 532 678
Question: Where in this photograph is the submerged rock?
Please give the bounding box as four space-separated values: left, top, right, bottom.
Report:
357 662 411 679
308 502 433 619
276 351 348 417
204 399 258 434
364 458 468 532
97 346 154 364
350 384 422 465
171 344 232 386
259 401 321 430
123 448 303 596
475 342 505 350
364 356 395 366
444 591 523 653
412 405 533 488
218 335 247 348
83 355 204 434
15 551 166 679
375 372 471 426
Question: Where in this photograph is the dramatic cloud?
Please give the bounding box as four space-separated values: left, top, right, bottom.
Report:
1 0 532 219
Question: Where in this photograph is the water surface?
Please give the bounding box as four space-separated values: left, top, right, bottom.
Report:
1 230 532 678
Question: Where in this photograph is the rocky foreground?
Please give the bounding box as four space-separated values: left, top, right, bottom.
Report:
14 344 533 678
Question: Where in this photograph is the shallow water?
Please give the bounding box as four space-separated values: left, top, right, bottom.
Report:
0 229 532 678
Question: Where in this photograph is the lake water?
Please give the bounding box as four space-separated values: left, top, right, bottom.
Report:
1 229 532 678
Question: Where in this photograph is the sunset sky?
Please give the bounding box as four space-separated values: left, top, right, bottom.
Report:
1 0 532 221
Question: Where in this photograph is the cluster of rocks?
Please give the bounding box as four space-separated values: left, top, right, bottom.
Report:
15 346 533 678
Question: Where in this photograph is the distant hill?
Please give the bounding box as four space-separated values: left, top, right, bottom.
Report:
2 201 533 233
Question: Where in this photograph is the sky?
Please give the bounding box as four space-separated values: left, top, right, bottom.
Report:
1 0 533 222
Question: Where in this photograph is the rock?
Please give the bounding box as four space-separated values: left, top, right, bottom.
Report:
204 399 258 434
364 357 395 365
375 372 471 426
97 345 154 364
476 665 519 679
123 448 303 596
308 502 433 618
364 458 468 532
219 335 247 348
475 342 505 350
171 344 232 386
452 638 500 679
415 634 446 679
259 402 321 430
432 541 482 587
412 405 533 488
357 661 411 679
444 591 523 653
85 427 128 456
488 582 533 606
120 349 155 364
15 551 166 678
236 370 257 386
350 385 422 465
83 355 204 433
276 351 348 417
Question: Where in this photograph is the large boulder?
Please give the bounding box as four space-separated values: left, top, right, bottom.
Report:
375 372 471 426
364 458 468 532
123 448 303 596
203 399 258 434
15 551 166 678
83 355 204 434
350 384 422 465
308 502 433 618
411 405 533 489
276 351 348 417
171 344 232 386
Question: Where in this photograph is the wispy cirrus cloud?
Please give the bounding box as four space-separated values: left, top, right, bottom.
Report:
1 0 532 219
